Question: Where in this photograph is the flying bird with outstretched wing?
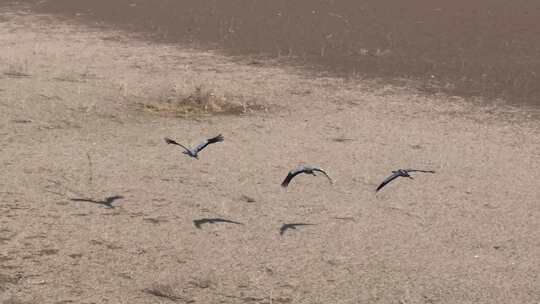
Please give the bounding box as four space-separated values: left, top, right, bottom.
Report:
281 165 333 187
376 169 435 192
165 134 224 159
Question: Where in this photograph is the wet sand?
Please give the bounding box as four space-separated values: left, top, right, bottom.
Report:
13 0 540 106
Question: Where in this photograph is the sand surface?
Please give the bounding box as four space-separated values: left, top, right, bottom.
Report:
1 7 539 304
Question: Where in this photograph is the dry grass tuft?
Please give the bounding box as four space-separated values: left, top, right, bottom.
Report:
140 85 267 117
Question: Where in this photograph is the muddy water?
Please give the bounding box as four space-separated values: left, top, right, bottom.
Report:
15 0 540 106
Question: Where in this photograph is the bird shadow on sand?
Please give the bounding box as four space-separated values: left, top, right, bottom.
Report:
70 195 124 209
279 223 317 236
193 218 244 229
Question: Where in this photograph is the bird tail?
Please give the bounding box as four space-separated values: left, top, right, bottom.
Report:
281 180 289 187
208 134 224 144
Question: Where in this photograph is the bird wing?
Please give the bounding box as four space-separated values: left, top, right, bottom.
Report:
194 134 224 154
104 195 124 204
281 168 305 187
313 168 333 184
164 137 191 153
280 223 314 235
290 223 315 227
405 169 436 173
70 198 98 203
376 172 401 192
279 224 287 235
214 218 244 225
193 219 205 228
71 197 114 208
279 224 295 235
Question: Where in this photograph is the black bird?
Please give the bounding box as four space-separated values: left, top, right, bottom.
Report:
70 195 124 208
376 169 435 192
281 165 332 187
193 218 244 229
279 223 315 235
165 134 224 159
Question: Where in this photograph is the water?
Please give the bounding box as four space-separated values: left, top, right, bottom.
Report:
16 0 540 106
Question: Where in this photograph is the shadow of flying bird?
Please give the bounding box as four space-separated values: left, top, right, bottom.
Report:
281 165 333 187
376 169 435 192
193 218 244 229
279 223 316 235
165 134 224 159
70 195 124 208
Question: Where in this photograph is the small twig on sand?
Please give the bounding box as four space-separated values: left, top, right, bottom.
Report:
3 71 31 78
86 152 93 192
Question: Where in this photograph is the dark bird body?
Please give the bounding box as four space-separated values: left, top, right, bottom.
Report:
281 165 332 187
193 218 244 229
376 169 435 192
70 195 124 208
279 223 315 235
165 134 224 159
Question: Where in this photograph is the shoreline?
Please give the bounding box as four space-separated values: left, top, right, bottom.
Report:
14 0 540 108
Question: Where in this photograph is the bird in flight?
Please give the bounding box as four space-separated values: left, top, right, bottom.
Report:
281 165 333 187
279 223 315 235
193 218 244 229
164 134 224 159
70 195 124 208
376 169 435 192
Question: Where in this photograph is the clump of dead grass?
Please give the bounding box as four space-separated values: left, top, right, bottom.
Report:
140 84 267 117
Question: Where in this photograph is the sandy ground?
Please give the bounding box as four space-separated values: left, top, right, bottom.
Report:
1 7 540 304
